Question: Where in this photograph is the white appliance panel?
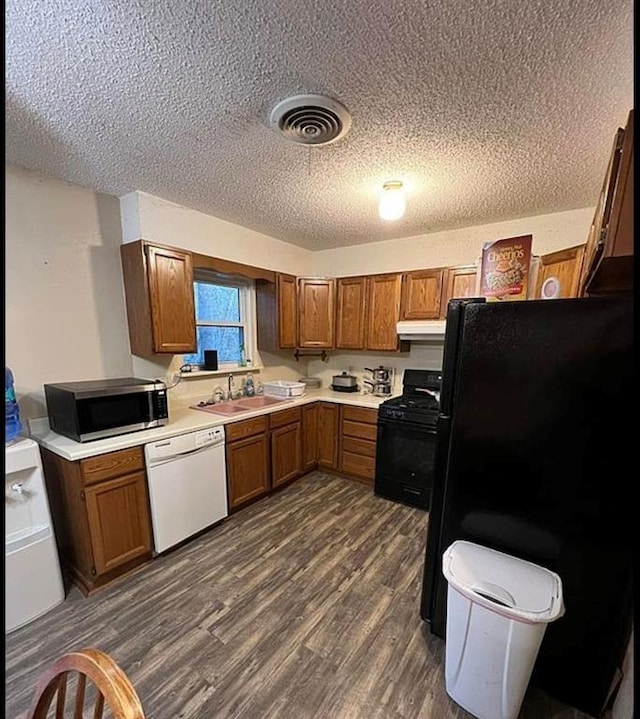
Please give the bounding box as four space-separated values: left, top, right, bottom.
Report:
145 428 228 554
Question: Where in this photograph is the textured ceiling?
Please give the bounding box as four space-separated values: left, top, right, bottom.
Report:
5 0 634 251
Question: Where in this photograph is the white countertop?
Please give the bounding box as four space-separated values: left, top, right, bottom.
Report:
30 389 393 461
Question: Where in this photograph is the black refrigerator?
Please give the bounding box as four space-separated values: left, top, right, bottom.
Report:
420 296 633 718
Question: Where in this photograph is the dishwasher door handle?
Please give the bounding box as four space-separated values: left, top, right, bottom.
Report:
147 440 223 466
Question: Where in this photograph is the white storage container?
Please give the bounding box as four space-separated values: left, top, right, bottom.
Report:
263 380 306 398
442 540 564 719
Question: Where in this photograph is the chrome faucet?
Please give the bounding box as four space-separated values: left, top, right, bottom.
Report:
228 374 234 400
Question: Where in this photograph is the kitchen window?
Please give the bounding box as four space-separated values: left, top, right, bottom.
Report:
183 271 256 368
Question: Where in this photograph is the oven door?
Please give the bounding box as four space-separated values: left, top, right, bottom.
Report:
374 417 437 509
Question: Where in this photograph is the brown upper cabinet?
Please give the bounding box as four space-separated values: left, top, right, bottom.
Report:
334 273 404 352
335 276 368 350
400 269 444 320
365 274 404 351
581 109 634 296
533 246 585 299
440 264 479 318
298 278 336 348
256 273 298 351
120 240 196 356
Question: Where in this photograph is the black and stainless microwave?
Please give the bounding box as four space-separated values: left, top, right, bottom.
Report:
44 377 169 442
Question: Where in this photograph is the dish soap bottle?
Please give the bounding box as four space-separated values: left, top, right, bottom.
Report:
244 373 255 397
5 367 23 444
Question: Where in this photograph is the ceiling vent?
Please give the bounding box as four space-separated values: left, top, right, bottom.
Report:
269 94 351 146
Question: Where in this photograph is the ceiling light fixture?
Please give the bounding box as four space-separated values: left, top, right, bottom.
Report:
379 181 406 221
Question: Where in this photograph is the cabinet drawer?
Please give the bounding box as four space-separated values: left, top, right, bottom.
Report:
225 416 268 443
342 406 378 425
342 436 376 458
341 451 375 481
342 420 377 442
80 447 145 485
269 406 302 429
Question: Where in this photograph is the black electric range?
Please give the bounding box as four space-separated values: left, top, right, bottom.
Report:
374 369 442 509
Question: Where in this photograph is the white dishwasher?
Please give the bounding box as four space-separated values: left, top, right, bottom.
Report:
144 426 228 554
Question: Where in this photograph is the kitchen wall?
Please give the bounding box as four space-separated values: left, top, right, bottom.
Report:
6 166 597 419
121 190 315 399
307 344 445 393
121 191 313 276
132 352 309 405
5 165 133 420
311 207 594 276
308 207 595 380
135 192 581 394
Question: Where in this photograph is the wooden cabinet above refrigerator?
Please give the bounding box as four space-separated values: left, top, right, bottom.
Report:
581 109 634 296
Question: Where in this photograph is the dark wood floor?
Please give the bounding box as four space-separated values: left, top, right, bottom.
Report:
6 472 592 719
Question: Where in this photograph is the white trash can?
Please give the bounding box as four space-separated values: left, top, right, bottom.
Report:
442 540 564 719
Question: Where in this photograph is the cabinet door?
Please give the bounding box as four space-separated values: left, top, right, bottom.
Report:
440 265 478 318
298 278 335 348
84 472 152 577
335 277 367 350
301 403 319 472
580 124 627 295
271 422 302 488
400 269 444 320
365 274 403 351
318 403 339 470
226 434 269 510
257 274 297 351
146 245 196 353
533 246 585 299
584 109 634 295
606 110 634 261
278 274 298 348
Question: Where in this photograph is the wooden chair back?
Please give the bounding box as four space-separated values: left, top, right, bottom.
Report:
27 648 145 719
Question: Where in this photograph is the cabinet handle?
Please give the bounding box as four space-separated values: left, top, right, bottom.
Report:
80 490 86 501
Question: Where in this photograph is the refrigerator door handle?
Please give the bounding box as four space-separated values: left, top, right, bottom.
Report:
439 298 485 414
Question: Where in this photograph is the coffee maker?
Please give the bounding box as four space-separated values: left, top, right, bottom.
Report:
363 366 395 396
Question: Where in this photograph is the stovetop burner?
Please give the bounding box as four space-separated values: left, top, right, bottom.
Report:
382 393 439 411
378 368 442 426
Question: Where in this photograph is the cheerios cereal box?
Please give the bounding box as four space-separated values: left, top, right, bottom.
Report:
480 234 533 301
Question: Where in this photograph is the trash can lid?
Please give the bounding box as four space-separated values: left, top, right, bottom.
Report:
442 540 564 624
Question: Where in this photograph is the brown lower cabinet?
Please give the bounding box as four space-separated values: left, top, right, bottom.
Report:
40 446 153 595
339 406 378 485
225 408 303 511
301 403 319 471
317 402 340 470
270 407 303 487
225 416 270 510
